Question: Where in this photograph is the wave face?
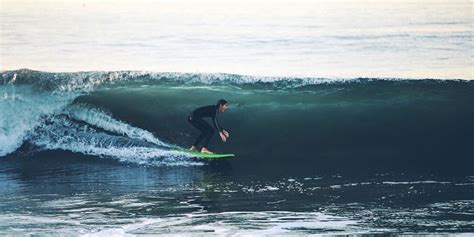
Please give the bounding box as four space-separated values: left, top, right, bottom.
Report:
1 69 473 171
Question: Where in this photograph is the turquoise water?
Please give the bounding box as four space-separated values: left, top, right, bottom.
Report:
0 70 473 235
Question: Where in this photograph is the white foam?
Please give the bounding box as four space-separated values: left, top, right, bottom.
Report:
0 85 76 156
382 181 451 185
64 104 171 147
30 116 200 166
83 211 361 236
0 78 197 166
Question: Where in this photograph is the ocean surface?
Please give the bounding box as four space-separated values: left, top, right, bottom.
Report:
1 0 474 236
0 70 473 235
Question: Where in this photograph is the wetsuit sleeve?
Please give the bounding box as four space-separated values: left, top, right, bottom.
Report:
213 109 223 132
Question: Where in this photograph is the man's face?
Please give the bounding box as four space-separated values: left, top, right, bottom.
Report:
219 103 228 112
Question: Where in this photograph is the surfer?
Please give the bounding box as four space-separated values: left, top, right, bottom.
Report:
188 99 230 154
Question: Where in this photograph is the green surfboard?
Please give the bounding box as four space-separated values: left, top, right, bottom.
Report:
172 149 235 159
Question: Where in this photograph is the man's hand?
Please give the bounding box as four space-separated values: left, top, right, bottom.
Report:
222 130 229 138
219 131 227 142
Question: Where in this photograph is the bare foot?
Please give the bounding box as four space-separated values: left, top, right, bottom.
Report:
200 147 214 154
189 146 198 151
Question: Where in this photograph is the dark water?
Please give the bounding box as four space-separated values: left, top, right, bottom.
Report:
1 69 473 235
76 77 474 175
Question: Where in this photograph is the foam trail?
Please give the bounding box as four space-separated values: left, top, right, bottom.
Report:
64 104 172 147
31 116 201 166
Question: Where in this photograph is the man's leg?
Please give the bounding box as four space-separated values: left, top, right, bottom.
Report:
201 125 215 152
188 116 208 147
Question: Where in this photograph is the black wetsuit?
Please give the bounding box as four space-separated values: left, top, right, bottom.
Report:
188 105 223 147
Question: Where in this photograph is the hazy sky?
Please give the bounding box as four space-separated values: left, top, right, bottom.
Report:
1 0 472 78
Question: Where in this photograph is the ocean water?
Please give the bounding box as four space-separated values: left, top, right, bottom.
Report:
1 0 474 236
0 70 473 236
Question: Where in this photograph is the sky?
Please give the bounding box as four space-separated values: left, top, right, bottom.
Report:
1 0 472 78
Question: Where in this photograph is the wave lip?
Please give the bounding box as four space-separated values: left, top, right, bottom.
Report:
2 69 470 92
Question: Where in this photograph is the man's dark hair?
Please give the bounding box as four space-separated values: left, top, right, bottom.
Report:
217 99 228 106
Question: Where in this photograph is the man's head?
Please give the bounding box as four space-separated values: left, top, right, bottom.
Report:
217 99 228 112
